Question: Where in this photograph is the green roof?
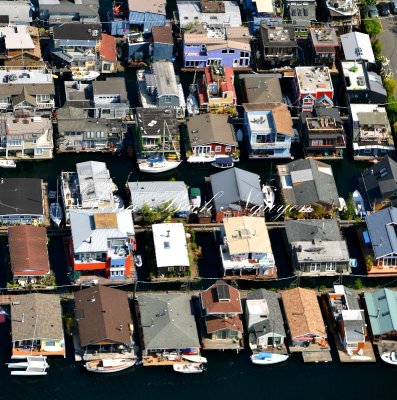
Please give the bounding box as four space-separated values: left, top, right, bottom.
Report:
364 288 397 335
189 188 201 197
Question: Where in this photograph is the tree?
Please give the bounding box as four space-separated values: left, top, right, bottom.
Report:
371 38 382 59
364 18 382 37
383 78 397 98
361 0 376 5
342 193 355 220
353 278 364 290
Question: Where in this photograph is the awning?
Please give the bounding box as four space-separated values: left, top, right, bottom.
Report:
353 143 395 150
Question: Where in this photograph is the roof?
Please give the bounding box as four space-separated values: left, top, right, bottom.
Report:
70 209 134 254
340 31 375 64
364 288 397 336
74 286 133 347
8 226 49 277
93 78 128 102
0 1 31 24
295 66 333 94
223 216 272 255
241 74 283 104
243 103 294 137
100 33 117 62
152 223 189 268
11 294 64 341
246 289 286 337
0 25 34 50
201 280 243 314
53 23 102 41
186 114 237 146
285 219 342 242
128 181 190 212
135 107 179 136
151 61 178 97
128 0 166 14
362 156 397 203
206 315 243 333
152 25 173 44
350 104 388 123
253 0 274 13
281 288 326 338
0 178 43 217
13 86 36 106
366 207 397 259
210 167 263 211
260 25 296 47
309 27 338 48
278 159 339 207
0 70 54 96
137 293 200 350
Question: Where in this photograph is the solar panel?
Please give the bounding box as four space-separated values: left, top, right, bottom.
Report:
217 284 230 301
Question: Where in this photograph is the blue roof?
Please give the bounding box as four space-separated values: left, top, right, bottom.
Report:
365 207 397 259
364 288 397 335
129 11 166 32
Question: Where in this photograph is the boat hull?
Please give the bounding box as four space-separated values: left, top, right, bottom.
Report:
381 352 397 365
173 363 205 373
139 160 181 174
0 160 16 168
85 359 136 373
182 355 207 363
250 353 289 365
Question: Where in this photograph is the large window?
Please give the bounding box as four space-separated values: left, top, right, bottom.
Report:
325 262 336 271
310 263 321 272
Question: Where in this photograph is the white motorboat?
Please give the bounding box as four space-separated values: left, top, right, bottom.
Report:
0 159 16 168
381 351 397 365
211 156 234 169
50 178 63 227
8 356 49 376
85 358 137 373
72 70 100 81
173 363 206 373
113 194 125 210
182 355 207 363
186 93 199 116
250 352 289 365
338 197 347 212
262 185 276 209
134 254 143 268
352 190 366 217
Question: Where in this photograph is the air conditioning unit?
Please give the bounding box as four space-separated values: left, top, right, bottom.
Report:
92 30 99 37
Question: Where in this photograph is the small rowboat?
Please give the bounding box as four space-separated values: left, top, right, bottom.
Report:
85 358 136 373
173 363 206 374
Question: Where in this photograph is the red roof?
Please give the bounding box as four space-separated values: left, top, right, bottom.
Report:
206 315 243 333
201 280 242 315
100 33 117 63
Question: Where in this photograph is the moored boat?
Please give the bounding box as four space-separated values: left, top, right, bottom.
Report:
138 156 182 174
352 190 366 217
134 254 142 267
250 352 289 365
8 355 49 376
72 70 100 81
0 159 16 168
182 355 207 363
173 363 206 373
186 93 199 116
85 358 136 373
381 351 397 365
262 185 276 209
211 156 234 169
50 202 63 227
189 187 201 207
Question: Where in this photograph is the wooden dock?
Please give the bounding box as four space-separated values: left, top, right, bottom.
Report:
302 351 332 363
0 295 12 305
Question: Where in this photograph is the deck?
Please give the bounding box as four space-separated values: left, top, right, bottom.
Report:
201 337 243 352
0 295 12 305
142 354 191 367
13 347 66 357
302 351 332 363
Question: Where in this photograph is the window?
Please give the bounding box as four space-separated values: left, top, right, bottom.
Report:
103 63 111 71
225 145 231 152
35 148 43 156
102 109 111 115
222 49 227 54
310 263 321 272
215 145 222 152
184 16 188 19
325 262 336 271
210 16 218 20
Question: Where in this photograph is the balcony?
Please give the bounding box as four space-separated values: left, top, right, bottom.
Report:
251 141 291 149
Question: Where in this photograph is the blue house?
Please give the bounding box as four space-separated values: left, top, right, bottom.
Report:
107 0 130 36
183 25 252 69
243 103 294 159
151 26 174 62
242 0 282 33
128 0 166 33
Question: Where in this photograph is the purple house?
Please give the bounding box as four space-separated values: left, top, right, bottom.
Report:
183 25 252 70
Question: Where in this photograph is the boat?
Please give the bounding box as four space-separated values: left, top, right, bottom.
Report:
50 178 63 227
250 352 289 365
182 355 207 363
181 348 198 355
134 254 142 267
0 306 9 323
0 159 16 168
189 187 201 208
138 120 181 174
113 194 124 210
85 358 136 373
338 197 347 212
262 185 276 209
211 156 234 169
72 70 100 81
352 190 366 217
351 355 372 361
381 351 397 365
8 356 49 376
173 363 206 374
186 93 199 116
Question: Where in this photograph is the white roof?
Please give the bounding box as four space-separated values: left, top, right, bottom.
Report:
246 298 269 315
350 104 387 122
0 69 53 86
152 223 190 268
340 32 375 64
341 61 367 91
128 0 166 14
70 209 134 253
254 0 274 13
295 66 333 94
0 26 34 49
0 2 32 24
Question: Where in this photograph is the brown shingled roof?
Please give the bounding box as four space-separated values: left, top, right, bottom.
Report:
152 25 173 44
280 288 326 339
74 286 133 347
206 315 243 333
201 280 242 315
8 225 50 277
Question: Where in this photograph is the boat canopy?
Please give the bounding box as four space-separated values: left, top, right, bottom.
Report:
256 352 272 359
214 156 233 165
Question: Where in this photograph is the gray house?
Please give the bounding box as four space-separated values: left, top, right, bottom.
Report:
277 159 339 209
92 78 130 119
151 25 173 62
245 289 286 350
285 219 350 275
57 107 125 153
283 0 316 31
210 167 264 222
127 181 190 214
0 0 32 24
137 293 200 364
240 73 283 104
0 178 45 225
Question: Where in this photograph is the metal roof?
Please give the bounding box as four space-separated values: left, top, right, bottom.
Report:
151 61 179 97
340 32 375 64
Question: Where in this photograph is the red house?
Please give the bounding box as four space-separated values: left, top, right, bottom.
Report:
69 209 135 281
294 66 334 112
186 113 238 163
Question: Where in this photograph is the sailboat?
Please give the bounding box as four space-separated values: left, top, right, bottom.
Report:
50 178 63 227
138 120 181 173
8 356 49 376
187 72 200 116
